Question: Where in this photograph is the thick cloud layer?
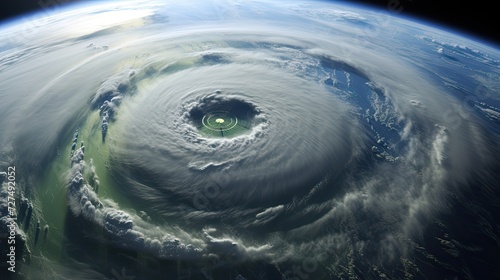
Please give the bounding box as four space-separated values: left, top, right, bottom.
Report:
0 0 499 279
112 63 364 209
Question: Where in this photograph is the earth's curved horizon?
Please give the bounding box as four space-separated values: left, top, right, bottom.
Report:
0 1 499 279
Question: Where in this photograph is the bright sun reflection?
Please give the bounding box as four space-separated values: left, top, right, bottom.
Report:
67 9 155 36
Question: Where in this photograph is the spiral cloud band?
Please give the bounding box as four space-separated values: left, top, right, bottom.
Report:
0 1 499 279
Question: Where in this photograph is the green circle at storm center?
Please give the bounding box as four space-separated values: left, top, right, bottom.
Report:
192 99 257 138
202 111 238 131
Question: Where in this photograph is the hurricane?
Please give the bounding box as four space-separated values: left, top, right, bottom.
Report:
1 1 499 279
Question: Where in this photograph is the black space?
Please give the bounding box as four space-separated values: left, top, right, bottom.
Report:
0 0 498 45
340 0 498 45
0 0 83 22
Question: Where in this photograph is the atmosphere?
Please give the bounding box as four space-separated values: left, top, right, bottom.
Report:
0 1 499 280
